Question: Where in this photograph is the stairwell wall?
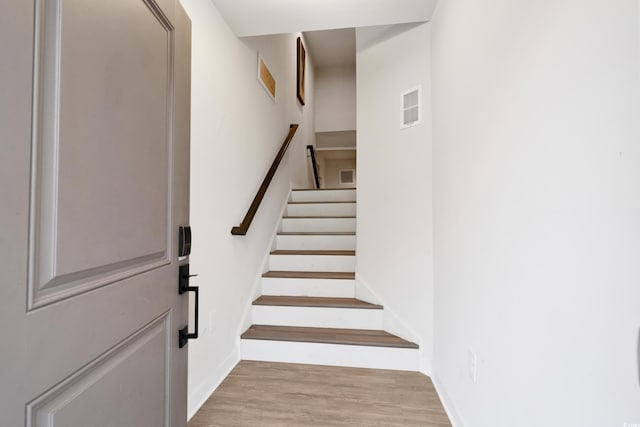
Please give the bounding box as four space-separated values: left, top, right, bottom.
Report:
430 1 640 425
355 23 434 373
181 0 315 418
315 65 357 132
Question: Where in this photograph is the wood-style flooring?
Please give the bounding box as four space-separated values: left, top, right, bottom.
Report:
262 271 356 279
188 361 451 427
252 296 382 309
242 325 418 348
270 250 356 256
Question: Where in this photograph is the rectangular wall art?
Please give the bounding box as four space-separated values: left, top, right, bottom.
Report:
258 53 276 100
296 37 306 105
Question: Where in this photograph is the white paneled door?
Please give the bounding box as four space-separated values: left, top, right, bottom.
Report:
0 0 191 425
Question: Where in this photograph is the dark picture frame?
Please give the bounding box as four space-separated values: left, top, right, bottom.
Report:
296 37 306 105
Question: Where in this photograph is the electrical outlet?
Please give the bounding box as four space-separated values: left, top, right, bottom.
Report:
468 349 478 383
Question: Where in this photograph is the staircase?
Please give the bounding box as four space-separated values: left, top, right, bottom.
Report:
241 188 419 371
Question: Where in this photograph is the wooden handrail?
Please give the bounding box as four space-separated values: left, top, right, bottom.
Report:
231 124 299 236
306 145 320 189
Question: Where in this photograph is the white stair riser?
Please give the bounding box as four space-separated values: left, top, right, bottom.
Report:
251 306 383 330
241 340 420 371
290 189 356 203
287 203 356 217
275 234 356 251
261 277 355 298
269 255 355 272
281 218 356 233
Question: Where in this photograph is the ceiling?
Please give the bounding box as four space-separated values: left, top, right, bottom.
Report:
304 28 355 68
211 0 438 37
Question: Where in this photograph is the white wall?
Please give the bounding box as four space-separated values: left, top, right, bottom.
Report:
315 65 356 132
181 0 315 418
355 23 434 373
431 1 640 426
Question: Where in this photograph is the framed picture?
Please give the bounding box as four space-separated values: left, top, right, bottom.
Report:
257 53 276 101
296 37 306 105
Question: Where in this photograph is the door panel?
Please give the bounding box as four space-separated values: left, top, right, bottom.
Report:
27 313 170 427
30 0 174 308
0 0 191 425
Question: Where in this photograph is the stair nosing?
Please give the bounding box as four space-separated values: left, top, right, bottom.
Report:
291 188 356 191
262 271 355 280
270 250 355 256
241 325 418 349
288 201 356 205
252 296 382 310
282 216 357 219
277 232 356 236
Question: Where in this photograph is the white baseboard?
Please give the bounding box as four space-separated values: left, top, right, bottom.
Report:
354 274 419 343
355 274 433 374
353 274 380 305
187 347 240 421
420 351 433 376
431 375 464 427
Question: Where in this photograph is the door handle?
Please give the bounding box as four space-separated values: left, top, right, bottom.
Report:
178 263 199 349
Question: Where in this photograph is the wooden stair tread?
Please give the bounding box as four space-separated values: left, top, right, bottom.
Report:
270 250 355 256
277 232 356 236
242 325 418 349
292 188 356 191
262 271 355 280
283 216 356 219
288 201 356 205
253 296 381 309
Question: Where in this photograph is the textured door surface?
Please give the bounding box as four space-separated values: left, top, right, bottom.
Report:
0 0 191 425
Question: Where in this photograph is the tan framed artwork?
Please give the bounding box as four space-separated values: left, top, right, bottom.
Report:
257 53 276 100
296 37 306 105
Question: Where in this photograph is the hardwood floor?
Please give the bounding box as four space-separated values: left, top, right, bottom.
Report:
188 361 451 427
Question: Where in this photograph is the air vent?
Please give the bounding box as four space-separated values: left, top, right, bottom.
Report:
339 169 355 185
401 86 422 129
